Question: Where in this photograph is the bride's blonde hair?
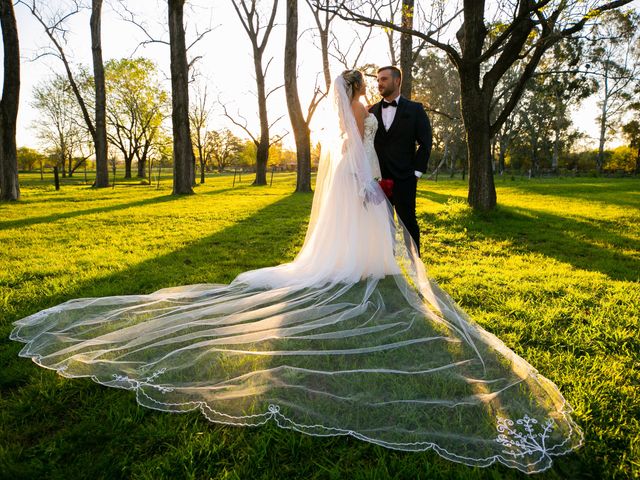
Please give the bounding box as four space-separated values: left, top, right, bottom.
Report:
340 70 364 101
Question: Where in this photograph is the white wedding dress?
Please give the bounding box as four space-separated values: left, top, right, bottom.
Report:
10 77 582 474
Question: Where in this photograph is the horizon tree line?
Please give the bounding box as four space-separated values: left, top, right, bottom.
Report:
1 0 639 208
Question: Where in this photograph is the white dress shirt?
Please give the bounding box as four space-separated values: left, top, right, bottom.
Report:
381 94 423 178
381 94 401 131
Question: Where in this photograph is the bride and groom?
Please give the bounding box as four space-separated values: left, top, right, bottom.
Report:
10 67 582 473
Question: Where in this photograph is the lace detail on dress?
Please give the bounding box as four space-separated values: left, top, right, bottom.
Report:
364 114 381 178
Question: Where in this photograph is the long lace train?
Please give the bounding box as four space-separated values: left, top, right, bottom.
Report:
10 216 583 473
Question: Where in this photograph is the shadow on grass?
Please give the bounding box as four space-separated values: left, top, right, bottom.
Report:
503 178 640 209
0 187 242 231
3 192 312 328
417 189 638 282
0 190 592 480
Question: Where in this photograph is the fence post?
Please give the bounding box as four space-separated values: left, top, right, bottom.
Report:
53 166 60 191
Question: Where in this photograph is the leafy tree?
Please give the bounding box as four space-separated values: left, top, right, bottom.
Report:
32 74 92 177
327 0 635 210
413 51 466 175
237 140 257 169
207 129 243 172
17 147 46 171
622 119 640 174
587 9 640 172
104 58 169 179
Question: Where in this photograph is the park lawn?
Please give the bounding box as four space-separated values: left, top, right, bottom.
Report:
0 172 638 479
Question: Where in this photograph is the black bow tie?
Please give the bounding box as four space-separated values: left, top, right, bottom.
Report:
382 100 398 108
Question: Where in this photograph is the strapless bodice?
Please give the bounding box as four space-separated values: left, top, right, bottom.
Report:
363 113 381 178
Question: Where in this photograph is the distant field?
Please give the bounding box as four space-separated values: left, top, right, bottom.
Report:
1 172 638 479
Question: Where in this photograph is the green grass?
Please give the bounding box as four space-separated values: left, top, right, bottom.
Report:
1 172 638 479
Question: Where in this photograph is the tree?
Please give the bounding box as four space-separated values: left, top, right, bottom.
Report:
540 41 595 171
306 0 336 93
208 129 243 172
168 0 193 195
105 58 168 179
413 50 465 175
285 0 312 192
622 120 640 174
17 147 45 171
326 0 635 210
32 74 91 177
91 0 109 187
507 40 592 176
587 9 640 172
0 0 20 200
20 0 109 186
399 0 414 97
230 0 279 186
512 79 557 176
189 83 213 183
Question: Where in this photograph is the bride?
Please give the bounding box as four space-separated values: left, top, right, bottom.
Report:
11 70 582 474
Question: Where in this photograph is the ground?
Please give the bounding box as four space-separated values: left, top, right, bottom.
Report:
0 172 638 479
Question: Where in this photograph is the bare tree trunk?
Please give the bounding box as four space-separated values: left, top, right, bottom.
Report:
0 0 20 201
319 20 331 90
24 3 97 147
125 155 133 178
91 0 109 187
460 76 496 209
551 88 561 172
306 0 334 92
253 50 269 185
136 143 150 179
498 137 508 174
531 138 539 177
400 0 414 98
230 0 279 186
168 0 193 195
285 0 312 192
597 82 608 174
191 149 196 187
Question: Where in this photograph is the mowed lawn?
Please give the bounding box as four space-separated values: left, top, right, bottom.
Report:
0 172 638 479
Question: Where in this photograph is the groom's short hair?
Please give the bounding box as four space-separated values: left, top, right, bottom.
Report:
378 66 402 81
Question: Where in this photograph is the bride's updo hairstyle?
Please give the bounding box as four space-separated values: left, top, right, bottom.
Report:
340 69 364 101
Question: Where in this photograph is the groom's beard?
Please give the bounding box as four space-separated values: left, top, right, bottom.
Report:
379 86 395 98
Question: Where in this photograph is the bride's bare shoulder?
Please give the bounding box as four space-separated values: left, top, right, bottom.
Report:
351 100 367 116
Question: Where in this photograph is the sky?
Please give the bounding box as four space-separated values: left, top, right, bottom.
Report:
6 0 640 152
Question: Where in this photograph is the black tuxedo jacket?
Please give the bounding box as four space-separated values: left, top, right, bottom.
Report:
369 97 432 180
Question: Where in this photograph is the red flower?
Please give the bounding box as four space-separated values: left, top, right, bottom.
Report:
378 178 393 198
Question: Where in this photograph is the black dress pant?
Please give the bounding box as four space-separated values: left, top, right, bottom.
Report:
391 175 420 256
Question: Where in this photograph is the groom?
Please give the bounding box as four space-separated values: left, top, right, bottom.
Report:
369 66 432 255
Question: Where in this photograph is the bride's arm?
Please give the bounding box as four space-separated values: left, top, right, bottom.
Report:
351 101 366 138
